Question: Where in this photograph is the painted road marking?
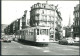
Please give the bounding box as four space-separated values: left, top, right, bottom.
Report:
29 46 51 53
19 46 23 48
4 47 7 48
62 48 73 50
3 46 23 49
43 50 51 52
33 47 42 49
69 46 79 48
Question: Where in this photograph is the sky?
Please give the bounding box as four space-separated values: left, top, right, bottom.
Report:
2 1 79 26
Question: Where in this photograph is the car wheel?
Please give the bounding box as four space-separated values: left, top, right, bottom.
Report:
65 42 68 45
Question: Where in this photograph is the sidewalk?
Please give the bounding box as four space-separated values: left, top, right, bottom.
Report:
49 40 79 46
49 40 58 43
73 42 79 46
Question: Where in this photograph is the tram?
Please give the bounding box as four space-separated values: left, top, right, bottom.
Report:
16 26 50 46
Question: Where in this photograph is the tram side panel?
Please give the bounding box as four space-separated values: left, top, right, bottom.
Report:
25 32 35 42
23 29 35 42
17 27 50 45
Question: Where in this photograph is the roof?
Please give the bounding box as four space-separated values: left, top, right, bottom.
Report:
20 26 50 31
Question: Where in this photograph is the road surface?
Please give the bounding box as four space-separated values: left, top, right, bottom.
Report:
1 41 79 55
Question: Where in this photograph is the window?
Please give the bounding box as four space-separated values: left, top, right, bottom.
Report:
26 30 28 35
75 21 76 26
28 30 29 35
38 3 41 8
47 29 48 35
51 17 53 21
78 12 79 17
36 4 38 8
49 16 51 21
44 16 47 21
76 13 77 17
31 32 33 35
42 4 44 8
36 10 39 14
40 29 48 35
45 16 47 19
42 15 45 21
47 16 49 21
47 10 50 14
77 20 78 26
42 10 44 14
35 16 39 20
44 5 46 8
37 29 39 35
51 11 54 15
30 29 34 35
34 4 36 8
51 23 53 27
44 10 47 14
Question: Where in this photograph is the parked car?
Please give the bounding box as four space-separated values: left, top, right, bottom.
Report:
3 36 12 42
74 37 79 42
58 37 74 45
3 38 11 42
0 38 4 42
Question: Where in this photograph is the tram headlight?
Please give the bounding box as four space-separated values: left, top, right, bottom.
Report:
43 39 45 41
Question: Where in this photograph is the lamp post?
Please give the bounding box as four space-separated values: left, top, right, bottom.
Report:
53 9 56 41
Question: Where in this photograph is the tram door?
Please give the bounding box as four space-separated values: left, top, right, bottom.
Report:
34 29 40 41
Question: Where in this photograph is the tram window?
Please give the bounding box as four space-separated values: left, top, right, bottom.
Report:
37 29 39 35
31 32 33 35
23 31 24 35
27 30 28 35
46 29 48 35
29 30 30 35
22 31 24 35
26 30 27 35
40 29 48 35
20 31 21 34
28 30 29 35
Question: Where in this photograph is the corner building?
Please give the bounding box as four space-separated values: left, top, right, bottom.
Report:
30 3 55 27
73 4 80 38
30 3 62 41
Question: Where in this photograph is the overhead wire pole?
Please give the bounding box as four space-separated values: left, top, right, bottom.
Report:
53 6 56 41
46 0 56 41
46 0 59 41
53 5 58 41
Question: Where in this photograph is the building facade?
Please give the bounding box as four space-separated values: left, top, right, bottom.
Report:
4 3 63 41
73 4 80 38
63 26 71 37
30 3 62 40
4 10 27 35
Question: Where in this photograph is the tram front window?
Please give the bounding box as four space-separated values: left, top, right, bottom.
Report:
40 29 48 35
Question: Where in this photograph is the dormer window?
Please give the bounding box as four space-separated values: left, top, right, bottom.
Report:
44 6 46 8
37 3 41 8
